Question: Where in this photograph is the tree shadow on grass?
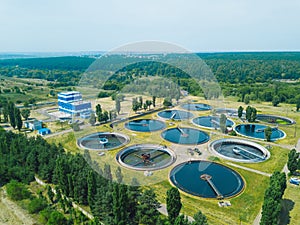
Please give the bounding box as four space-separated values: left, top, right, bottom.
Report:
279 199 295 225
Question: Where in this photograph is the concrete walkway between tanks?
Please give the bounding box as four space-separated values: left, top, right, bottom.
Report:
226 162 272 177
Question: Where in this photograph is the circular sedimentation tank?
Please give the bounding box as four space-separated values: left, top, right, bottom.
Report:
192 116 234 129
235 124 285 141
256 114 296 125
170 160 244 199
181 103 212 111
158 110 194 120
209 138 270 163
161 127 209 145
125 119 165 132
78 132 129 150
116 144 176 171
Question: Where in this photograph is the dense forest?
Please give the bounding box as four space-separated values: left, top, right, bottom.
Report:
1 52 300 82
0 130 207 225
0 53 300 107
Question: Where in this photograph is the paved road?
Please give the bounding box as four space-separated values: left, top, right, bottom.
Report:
43 124 91 139
35 108 58 122
43 128 73 139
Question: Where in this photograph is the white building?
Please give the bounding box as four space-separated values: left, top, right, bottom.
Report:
58 91 92 118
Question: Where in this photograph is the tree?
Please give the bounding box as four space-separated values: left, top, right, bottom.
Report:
251 107 257 122
146 100 152 110
287 149 299 175
95 104 102 116
219 114 227 133
6 180 31 201
163 98 172 107
245 106 252 122
166 187 182 225
260 171 287 225
89 113 96 126
103 111 109 122
245 106 257 122
132 98 140 112
139 96 143 107
295 95 300 111
264 126 272 142
2 104 8 122
127 183 139 225
152 96 156 107
98 91 110 98
244 94 250 104
260 198 281 225
15 108 22 131
193 211 208 225
103 164 112 181
272 95 280 107
47 211 67 225
8 102 16 128
115 99 121 114
137 189 160 225
21 109 30 121
143 103 147 110
49 89 56 96
28 98 36 105
47 185 54 203
115 167 123 183
23 101 29 108
112 184 129 225
238 106 243 119
28 197 47 214
175 215 191 225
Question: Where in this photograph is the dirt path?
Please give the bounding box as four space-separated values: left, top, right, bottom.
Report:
0 188 36 225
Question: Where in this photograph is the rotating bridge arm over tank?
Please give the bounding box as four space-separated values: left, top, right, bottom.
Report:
200 174 224 199
233 146 265 160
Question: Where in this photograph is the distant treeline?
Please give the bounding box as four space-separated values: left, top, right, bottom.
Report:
1 53 300 83
0 56 95 70
0 53 300 104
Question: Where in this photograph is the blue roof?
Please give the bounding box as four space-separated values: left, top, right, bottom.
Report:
38 128 51 132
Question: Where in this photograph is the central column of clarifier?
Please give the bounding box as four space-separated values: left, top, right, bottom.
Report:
177 127 188 137
200 174 223 199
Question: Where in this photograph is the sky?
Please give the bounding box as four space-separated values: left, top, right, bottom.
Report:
0 0 300 52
